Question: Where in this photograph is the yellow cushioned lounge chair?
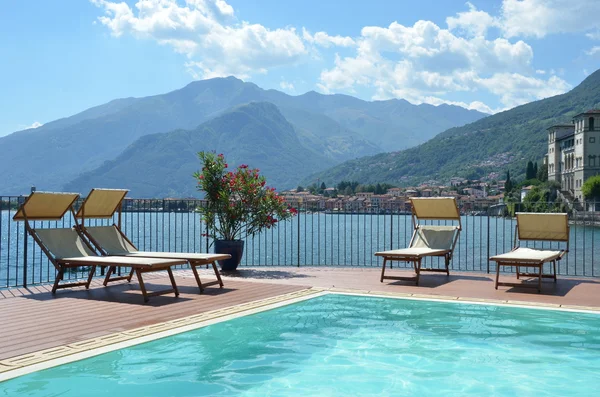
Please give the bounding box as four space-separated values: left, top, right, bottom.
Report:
75 188 229 293
489 212 569 293
13 192 186 302
375 197 462 285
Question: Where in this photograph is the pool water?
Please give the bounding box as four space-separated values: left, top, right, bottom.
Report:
1 294 599 396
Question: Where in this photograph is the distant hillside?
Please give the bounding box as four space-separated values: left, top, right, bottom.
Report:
304 69 600 187
64 103 336 197
0 77 484 195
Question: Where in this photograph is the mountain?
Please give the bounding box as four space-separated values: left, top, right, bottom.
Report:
274 91 485 150
64 102 336 197
0 76 485 195
303 69 600 187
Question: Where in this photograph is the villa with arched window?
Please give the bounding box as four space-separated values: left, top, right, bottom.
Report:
547 109 600 202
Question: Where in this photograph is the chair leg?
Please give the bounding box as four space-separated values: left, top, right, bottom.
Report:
495 263 500 290
212 262 224 288
85 265 96 289
127 268 135 282
167 267 179 297
380 258 387 282
135 269 149 303
445 255 450 276
52 268 65 294
415 259 421 286
103 266 115 286
191 264 204 293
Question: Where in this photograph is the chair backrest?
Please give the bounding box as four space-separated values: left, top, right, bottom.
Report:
85 225 138 255
35 228 97 259
411 225 460 251
410 197 461 222
13 192 79 221
516 212 570 242
75 188 128 219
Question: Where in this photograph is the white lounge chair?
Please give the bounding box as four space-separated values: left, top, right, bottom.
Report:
375 197 462 285
13 192 186 302
75 188 229 293
489 212 569 293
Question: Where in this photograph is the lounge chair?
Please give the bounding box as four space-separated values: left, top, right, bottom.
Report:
13 192 186 302
74 188 229 293
489 212 569 293
375 197 462 285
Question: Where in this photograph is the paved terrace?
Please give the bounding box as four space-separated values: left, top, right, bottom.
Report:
1 267 599 362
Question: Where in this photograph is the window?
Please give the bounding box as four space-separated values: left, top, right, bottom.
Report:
590 137 596 143
590 156 596 167
590 117 595 131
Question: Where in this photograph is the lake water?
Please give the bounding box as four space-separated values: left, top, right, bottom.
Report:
1 210 598 288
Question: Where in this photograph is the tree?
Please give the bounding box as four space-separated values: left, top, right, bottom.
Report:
320 182 326 190
533 162 538 179
526 161 535 180
505 170 513 193
582 175 600 201
537 162 548 182
296 185 304 192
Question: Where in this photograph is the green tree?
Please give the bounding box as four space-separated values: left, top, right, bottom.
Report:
296 185 304 192
582 175 600 200
505 170 513 193
526 161 535 180
320 182 326 190
537 162 548 182
533 162 538 179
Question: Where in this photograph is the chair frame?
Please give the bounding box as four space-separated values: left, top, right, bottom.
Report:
492 213 569 293
15 192 183 302
377 198 462 285
75 188 226 293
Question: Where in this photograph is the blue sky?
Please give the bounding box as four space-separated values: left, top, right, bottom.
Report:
2 0 600 137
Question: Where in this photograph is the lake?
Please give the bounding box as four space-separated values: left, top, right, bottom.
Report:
1 210 598 288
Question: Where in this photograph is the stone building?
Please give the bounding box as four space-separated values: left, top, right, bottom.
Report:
547 110 600 201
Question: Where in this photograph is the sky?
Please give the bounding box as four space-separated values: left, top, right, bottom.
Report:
1 0 600 137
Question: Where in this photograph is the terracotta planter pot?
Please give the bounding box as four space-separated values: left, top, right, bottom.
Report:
214 239 245 271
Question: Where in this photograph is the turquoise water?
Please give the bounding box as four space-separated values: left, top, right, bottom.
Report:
2 295 600 396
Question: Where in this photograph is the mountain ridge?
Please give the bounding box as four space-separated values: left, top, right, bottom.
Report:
303 69 600 187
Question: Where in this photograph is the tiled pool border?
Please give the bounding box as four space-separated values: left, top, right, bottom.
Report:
1 287 599 382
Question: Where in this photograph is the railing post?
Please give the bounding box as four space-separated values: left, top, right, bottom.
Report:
297 209 301 267
486 210 490 274
23 225 28 288
390 210 393 250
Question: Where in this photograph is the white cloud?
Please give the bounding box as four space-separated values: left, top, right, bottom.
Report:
476 73 571 109
535 69 546 74
446 2 498 37
585 46 600 56
587 30 600 40
91 0 306 79
317 19 551 112
501 0 600 38
302 29 355 48
279 80 295 91
18 121 43 130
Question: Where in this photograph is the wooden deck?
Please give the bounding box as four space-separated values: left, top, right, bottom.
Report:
1 266 599 363
0 272 308 361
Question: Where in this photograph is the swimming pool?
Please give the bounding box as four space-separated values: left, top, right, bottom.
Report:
1 294 599 396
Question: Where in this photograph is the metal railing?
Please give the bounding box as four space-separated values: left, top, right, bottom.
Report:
1 196 598 289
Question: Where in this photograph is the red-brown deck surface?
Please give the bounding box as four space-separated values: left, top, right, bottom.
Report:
0 271 308 361
1 267 599 362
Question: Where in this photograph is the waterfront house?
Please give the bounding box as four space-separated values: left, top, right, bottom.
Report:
547 110 600 202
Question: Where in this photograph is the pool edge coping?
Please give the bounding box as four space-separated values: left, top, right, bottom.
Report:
1 287 599 382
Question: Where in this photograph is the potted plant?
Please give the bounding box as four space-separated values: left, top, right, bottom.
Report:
194 152 297 271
